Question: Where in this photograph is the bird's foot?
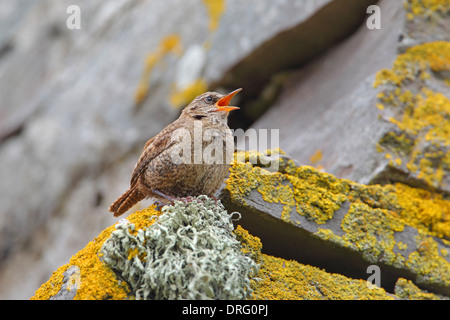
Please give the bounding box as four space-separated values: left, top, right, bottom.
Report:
153 189 177 208
153 189 176 202
208 194 219 204
179 195 204 205
153 190 219 207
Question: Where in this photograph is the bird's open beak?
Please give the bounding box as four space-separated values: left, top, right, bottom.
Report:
214 88 242 112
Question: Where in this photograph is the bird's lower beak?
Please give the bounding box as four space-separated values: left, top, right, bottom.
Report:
214 88 242 112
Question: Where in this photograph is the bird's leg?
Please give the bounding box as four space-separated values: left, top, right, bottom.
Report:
178 195 203 204
183 195 195 203
209 194 219 204
153 189 177 205
153 190 199 205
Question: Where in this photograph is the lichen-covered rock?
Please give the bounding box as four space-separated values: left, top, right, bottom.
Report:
394 278 449 300
251 0 450 196
32 197 259 300
100 196 258 300
7 0 450 301
2 0 373 299
399 0 450 51
220 150 450 297
32 188 448 300
253 254 394 300
372 41 450 194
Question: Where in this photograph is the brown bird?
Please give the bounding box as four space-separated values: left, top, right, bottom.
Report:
109 88 241 217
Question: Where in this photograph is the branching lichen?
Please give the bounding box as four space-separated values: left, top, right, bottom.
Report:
100 196 259 300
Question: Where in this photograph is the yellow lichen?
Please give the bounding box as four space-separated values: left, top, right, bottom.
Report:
404 0 450 19
394 183 450 239
374 42 450 188
310 149 323 165
394 278 444 300
374 42 450 88
31 264 69 300
341 202 405 265
229 150 350 224
201 0 226 31
252 254 393 300
406 235 450 287
134 34 182 105
227 150 450 239
31 205 162 300
169 78 208 108
234 225 262 264
286 166 348 225
226 150 450 290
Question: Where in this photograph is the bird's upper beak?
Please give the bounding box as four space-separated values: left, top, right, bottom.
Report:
214 88 242 112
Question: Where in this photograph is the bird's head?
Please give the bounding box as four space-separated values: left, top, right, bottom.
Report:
182 88 241 122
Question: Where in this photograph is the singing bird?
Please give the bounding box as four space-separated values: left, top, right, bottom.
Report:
109 88 241 216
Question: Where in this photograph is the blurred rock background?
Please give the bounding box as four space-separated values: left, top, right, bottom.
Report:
1 0 448 299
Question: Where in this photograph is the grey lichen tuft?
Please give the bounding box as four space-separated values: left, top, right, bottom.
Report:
100 195 259 300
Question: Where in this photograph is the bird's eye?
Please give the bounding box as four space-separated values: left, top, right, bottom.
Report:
205 96 213 103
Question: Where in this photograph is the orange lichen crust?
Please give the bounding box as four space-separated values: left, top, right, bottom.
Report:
31 202 258 300
404 0 450 20
31 205 162 300
374 41 450 190
252 254 393 300
134 34 182 105
394 278 448 300
201 0 226 31
234 222 393 299
226 150 450 290
395 183 450 240
234 225 263 264
169 78 208 108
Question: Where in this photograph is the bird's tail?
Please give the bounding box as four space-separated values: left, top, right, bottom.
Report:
109 185 145 217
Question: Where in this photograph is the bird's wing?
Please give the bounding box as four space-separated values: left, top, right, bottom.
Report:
129 122 180 187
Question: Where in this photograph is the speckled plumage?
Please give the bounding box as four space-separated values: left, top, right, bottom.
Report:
109 89 241 216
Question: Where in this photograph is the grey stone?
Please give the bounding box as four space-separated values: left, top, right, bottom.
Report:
250 0 450 195
1 0 359 299
250 0 404 187
50 265 80 300
219 152 450 296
